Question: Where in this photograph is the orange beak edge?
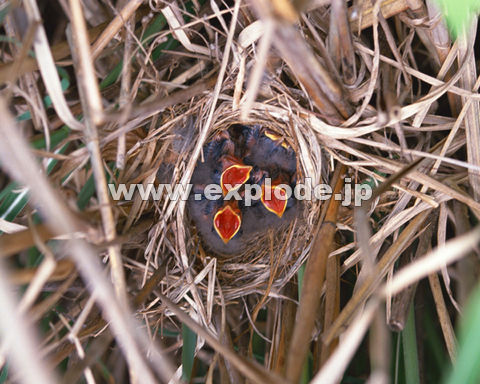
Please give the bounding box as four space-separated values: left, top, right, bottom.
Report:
261 185 288 218
213 205 242 243
220 164 252 195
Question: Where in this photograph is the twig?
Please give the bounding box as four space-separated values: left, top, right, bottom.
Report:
91 0 144 59
67 0 127 308
428 272 457 361
329 0 356 85
458 20 480 200
0 97 174 384
312 300 379 384
285 165 346 382
0 259 59 384
324 210 431 344
384 225 480 297
159 293 288 384
388 217 436 331
22 0 83 130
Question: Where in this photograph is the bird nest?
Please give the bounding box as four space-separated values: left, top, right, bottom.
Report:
4 0 480 381
138 97 326 303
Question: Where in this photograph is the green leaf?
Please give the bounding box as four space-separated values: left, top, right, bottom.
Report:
76 173 96 211
181 324 197 381
445 284 480 384
402 304 420 384
17 67 70 121
297 263 305 297
0 142 69 225
435 0 480 38
0 364 8 383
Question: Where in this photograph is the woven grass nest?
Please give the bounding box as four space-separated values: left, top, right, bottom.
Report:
3 0 480 382
142 99 325 302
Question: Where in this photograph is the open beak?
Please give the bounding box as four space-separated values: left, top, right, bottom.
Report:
220 164 252 195
261 184 288 218
264 130 289 149
213 203 242 243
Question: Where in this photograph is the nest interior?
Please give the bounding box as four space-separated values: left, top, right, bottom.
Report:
143 100 325 302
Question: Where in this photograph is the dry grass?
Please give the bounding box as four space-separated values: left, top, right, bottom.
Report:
0 0 479 383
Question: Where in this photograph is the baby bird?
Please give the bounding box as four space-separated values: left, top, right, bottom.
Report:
191 154 253 199
242 126 297 175
190 131 235 186
188 125 300 256
213 200 242 243
204 130 235 160
261 183 288 218
188 195 248 255
217 155 252 195
241 194 299 236
260 169 295 218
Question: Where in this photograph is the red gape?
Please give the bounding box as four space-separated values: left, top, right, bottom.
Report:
188 125 298 254
261 184 288 218
219 156 252 195
213 203 242 243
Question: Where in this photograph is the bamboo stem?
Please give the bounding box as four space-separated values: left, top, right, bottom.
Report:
285 165 346 383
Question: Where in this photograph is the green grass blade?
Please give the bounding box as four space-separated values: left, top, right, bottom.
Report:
182 323 197 382
435 0 480 38
402 304 420 384
0 365 8 383
445 284 480 384
0 143 69 224
76 173 96 211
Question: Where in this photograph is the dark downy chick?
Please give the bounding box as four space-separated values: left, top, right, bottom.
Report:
242 126 297 175
188 195 248 255
190 131 235 186
188 125 301 256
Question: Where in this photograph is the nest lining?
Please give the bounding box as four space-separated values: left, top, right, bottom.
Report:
142 96 327 302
